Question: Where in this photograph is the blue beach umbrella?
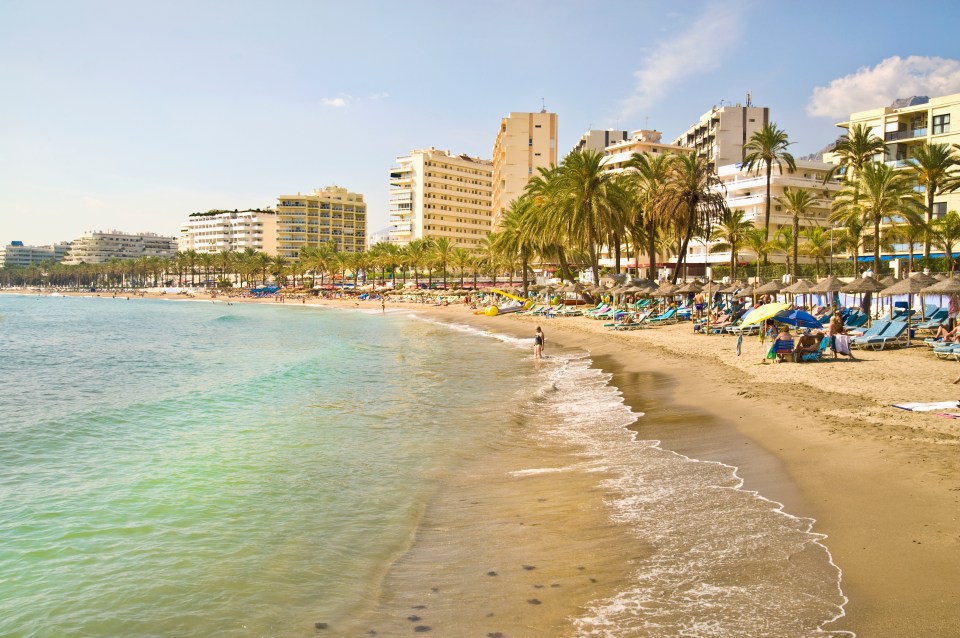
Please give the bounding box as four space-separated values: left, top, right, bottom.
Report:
772 309 822 329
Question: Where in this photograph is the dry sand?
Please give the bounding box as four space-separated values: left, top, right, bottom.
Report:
16 289 960 635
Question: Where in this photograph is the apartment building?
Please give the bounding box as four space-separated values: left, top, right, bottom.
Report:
826 92 960 219
178 209 278 255
684 160 843 271
0 241 70 267
491 110 558 226
672 99 769 168
600 129 686 172
388 148 493 249
275 186 367 259
62 231 177 265
574 129 629 154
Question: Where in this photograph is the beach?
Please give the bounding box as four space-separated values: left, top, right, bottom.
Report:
6 289 960 636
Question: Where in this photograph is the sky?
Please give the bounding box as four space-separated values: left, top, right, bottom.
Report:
3 0 960 246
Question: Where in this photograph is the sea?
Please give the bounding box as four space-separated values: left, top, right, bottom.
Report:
0 294 852 637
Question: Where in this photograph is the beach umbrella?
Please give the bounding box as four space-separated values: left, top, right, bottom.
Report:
879 275 898 287
782 278 814 294
675 281 703 293
809 276 846 292
773 308 823 329
719 280 745 294
840 275 887 294
922 277 960 295
754 280 783 294
740 302 791 327
934 273 948 281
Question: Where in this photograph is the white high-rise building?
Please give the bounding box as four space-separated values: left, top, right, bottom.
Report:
62 231 177 265
672 99 769 168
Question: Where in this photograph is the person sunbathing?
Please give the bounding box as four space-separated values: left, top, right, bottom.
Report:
793 329 821 362
933 324 960 342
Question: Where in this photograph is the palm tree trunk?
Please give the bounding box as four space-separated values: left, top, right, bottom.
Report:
647 228 657 282
925 190 934 259
792 215 799 280
556 247 573 283
874 218 882 274
764 163 773 242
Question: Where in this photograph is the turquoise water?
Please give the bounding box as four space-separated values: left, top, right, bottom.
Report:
0 294 852 637
0 295 534 637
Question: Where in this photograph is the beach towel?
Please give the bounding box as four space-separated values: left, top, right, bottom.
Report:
833 334 850 356
891 401 960 412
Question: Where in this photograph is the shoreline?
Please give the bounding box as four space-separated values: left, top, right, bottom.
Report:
8 289 960 635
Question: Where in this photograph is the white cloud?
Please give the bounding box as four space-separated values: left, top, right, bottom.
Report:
619 3 742 119
368 92 389 101
82 196 103 209
807 56 960 118
321 97 348 108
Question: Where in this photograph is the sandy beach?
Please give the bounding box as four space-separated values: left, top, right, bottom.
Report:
11 289 960 635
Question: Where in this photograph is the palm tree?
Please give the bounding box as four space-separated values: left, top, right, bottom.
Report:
522 165 577 283
742 122 796 241
431 237 453 289
743 228 771 278
932 210 960 275
834 218 865 276
544 149 631 285
449 247 473 288
663 152 726 282
831 161 924 273
769 227 794 276
709 208 754 279
405 239 431 288
884 218 929 276
493 197 538 297
910 143 960 258
625 151 676 281
776 187 817 279
800 226 830 278
271 255 289 287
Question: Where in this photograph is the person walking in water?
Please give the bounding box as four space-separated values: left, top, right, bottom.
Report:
533 326 545 359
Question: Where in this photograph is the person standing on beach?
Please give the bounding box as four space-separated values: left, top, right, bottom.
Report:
534 326 545 359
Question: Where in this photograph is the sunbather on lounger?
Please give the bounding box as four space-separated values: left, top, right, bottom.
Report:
934 324 960 342
793 329 821 362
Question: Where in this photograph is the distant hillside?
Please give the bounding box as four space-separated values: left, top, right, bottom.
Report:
798 140 837 162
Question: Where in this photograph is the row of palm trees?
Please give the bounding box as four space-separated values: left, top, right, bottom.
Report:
485 122 960 297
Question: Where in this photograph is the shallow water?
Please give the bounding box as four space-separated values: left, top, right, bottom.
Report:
0 295 850 636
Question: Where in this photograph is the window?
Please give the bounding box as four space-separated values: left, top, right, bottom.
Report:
528 138 533 146
933 114 950 134
934 202 947 219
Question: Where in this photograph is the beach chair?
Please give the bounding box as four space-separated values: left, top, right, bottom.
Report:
933 343 960 360
849 320 892 349
857 321 909 350
645 307 678 325
915 308 948 332
844 310 869 330
766 337 795 362
800 336 830 362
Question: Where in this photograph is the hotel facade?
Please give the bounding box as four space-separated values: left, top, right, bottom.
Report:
826 92 960 222
388 148 493 249
0 241 70 267
62 231 178 265
491 110 558 226
275 186 367 259
672 101 769 168
178 209 278 255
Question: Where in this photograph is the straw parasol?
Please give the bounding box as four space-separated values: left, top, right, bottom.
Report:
879 275 897 287
880 272 939 346
840 275 887 294
809 275 846 293
934 273 948 281
782 278 814 294
654 282 680 296
720 280 746 294
922 277 960 295
675 280 703 294
754 280 783 294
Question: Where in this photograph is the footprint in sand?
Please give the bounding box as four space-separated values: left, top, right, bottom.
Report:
522 565 536 571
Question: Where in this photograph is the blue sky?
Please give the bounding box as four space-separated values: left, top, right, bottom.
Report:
3 0 960 246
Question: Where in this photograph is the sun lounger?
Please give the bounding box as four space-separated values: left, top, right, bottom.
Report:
857 320 909 350
933 343 960 360
849 320 892 347
645 307 678 325
915 308 949 332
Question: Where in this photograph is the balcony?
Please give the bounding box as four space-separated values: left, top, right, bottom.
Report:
884 128 927 141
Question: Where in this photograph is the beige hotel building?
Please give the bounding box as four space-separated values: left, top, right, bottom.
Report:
826 92 960 221
388 148 493 249
492 110 558 226
672 99 769 168
275 186 367 259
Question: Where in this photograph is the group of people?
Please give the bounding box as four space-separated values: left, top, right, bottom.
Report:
769 310 855 363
